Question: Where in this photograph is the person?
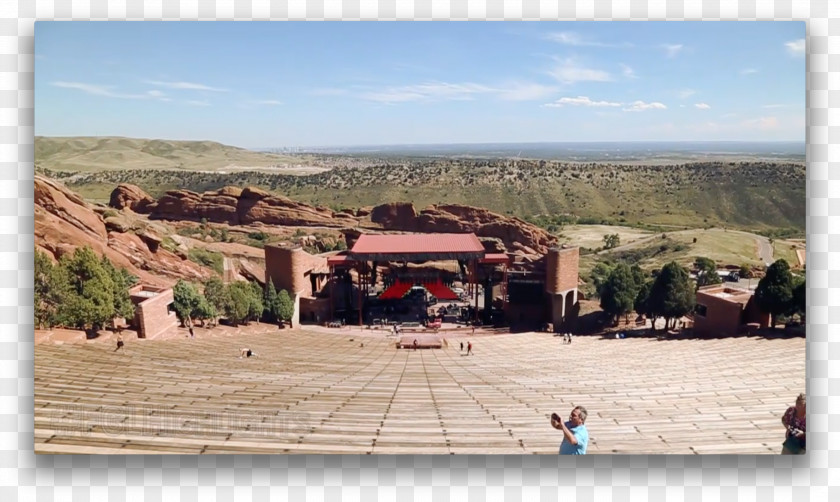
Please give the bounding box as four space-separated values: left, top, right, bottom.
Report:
115 334 124 352
568 333 573 344
413 339 418 351
781 393 806 454
188 325 195 338
467 341 472 355
551 406 589 455
460 341 464 352
239 348 257 358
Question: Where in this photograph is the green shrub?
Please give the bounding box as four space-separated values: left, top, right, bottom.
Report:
188 248 224 275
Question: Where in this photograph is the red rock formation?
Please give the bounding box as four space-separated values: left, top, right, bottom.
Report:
36 176 214 286
109 184 156 213
368 201 556 254
369 202 418 231
143 185 356 228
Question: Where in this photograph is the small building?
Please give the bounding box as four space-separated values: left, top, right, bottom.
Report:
693 285 770 337
129 285 178 339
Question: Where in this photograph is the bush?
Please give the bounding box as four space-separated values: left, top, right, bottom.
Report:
188 248 224 275
102 209 119 219
248 231 270 241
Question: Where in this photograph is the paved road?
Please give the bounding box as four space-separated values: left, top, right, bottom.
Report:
726 229 774 266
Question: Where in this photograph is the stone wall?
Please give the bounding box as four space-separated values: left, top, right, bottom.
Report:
131 287 178 339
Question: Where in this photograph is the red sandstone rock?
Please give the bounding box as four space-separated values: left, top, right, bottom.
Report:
109 184 156 213
35 176 107 241
370 202 418 230
36 176 214 286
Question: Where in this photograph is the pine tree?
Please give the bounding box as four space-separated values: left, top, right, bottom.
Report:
754 259 794 329
263 279 279 323
277 289 294 327
647 261 695 331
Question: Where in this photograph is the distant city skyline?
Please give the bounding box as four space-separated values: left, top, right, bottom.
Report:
35 22 805 148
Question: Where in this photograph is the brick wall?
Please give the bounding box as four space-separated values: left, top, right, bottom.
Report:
265 245 311 296
133 288 178 339
545 247 579 294
694 288 749 337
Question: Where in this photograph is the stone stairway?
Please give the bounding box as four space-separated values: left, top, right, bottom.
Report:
34 329 805 454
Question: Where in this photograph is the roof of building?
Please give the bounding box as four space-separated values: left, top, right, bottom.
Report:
697 285 753 303
479 253 511 264
348 233 486 261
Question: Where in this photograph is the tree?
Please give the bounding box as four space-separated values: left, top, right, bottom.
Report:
173 280 203 327
754 259 794 329
193 296 216 326
694 256 721 290
276 289 294 327
203 276 229 323
599 263 641 325
35 250 65 328
225 281 261 326
602 233 620 250
53 246 135 332
263 279 279 323
590 261 616 297
647 261 695 331
792 277 806 322
99 255 137 320
248 281 265 322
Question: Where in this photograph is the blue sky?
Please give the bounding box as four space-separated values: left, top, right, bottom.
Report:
35 22 805 148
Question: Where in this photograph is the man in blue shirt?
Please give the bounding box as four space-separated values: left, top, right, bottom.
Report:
551 406 589 455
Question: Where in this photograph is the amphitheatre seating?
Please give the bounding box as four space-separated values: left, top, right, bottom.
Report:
34 325 804 454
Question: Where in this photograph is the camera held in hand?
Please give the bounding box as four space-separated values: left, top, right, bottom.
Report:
551 412 560 422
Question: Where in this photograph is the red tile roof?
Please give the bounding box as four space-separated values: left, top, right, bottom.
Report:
349 233 485 261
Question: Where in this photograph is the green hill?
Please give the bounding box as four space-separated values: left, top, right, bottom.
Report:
35 136 318 172
35 137 805 235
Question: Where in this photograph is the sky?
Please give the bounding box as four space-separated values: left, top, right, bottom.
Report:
35 22 805 148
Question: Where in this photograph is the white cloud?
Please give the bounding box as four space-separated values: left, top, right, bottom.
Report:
544 96 622 108
144 80 228 92
740 68 758 75
662 44 683 58
785 39 805 56
52 81 171 102
548 58 612 84
359 81 558 104
309 88 349 96
544 31 630 48
762 104 787 109
742 116 780 130
249 99 283 106
694 103 710 109
496 82 559 101
623 100 667 112
361 82 494 103
184 100 211 107
620 63 638 79
678 88 696 99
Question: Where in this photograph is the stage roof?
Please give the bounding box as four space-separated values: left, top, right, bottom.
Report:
348 233 485 261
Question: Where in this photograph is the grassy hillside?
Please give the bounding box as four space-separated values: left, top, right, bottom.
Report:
35 136 323 173
35 136 805 235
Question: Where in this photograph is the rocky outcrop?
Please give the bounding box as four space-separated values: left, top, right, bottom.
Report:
36 176 107 241
368 202 556 254
36 176 215 286
370 202 418 231
109 184 156 213
141 185 357 228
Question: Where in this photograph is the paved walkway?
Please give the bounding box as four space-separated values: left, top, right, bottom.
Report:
34 328 805 454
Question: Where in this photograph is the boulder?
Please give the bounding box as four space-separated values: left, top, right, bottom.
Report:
109 184 156 213
35 176 107 241
370 202 418 231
